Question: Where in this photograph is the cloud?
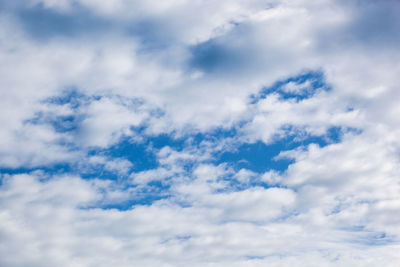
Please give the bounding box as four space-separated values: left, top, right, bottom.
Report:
1 169 400 266
1 0 400 266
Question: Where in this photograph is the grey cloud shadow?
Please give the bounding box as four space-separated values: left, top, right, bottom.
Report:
187 23 262 75
15 4 113 40
12 2 186 51
317 0 400 51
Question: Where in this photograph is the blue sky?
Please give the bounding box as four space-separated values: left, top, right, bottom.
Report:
1 1 400 266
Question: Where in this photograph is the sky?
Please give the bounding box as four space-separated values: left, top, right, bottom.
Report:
1 0 400 266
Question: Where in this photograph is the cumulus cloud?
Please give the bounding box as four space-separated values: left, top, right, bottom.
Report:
1 0 400 266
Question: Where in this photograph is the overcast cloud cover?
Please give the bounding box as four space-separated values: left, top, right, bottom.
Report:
1 0 400 266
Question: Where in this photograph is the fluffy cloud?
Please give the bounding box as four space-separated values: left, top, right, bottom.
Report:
1 0 400 266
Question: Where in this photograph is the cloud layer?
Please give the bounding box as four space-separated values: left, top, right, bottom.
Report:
1 0 400 266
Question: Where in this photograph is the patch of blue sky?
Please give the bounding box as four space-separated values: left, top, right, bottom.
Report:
103 197 171 210
105 126 349 197
0 160 128 184
91 138 159 173
3 72 360 209
215 140 295 174
44 90 145 133
24 112 82 135
83 123 349 183
29 89 90 133
0 124 350 209
44 88 90 109
82 131 186 178
0 163 72 186
99 198 165 210
3 163 72 174
106 127 237 169
211 126 345 174
52 115 81 133
78 162 126 181
250 70 329 103
98 127 190 165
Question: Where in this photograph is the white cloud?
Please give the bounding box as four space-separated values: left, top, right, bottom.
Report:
87 155 133 175
1 0 400 265
77 96 147 148
1 169 400 266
